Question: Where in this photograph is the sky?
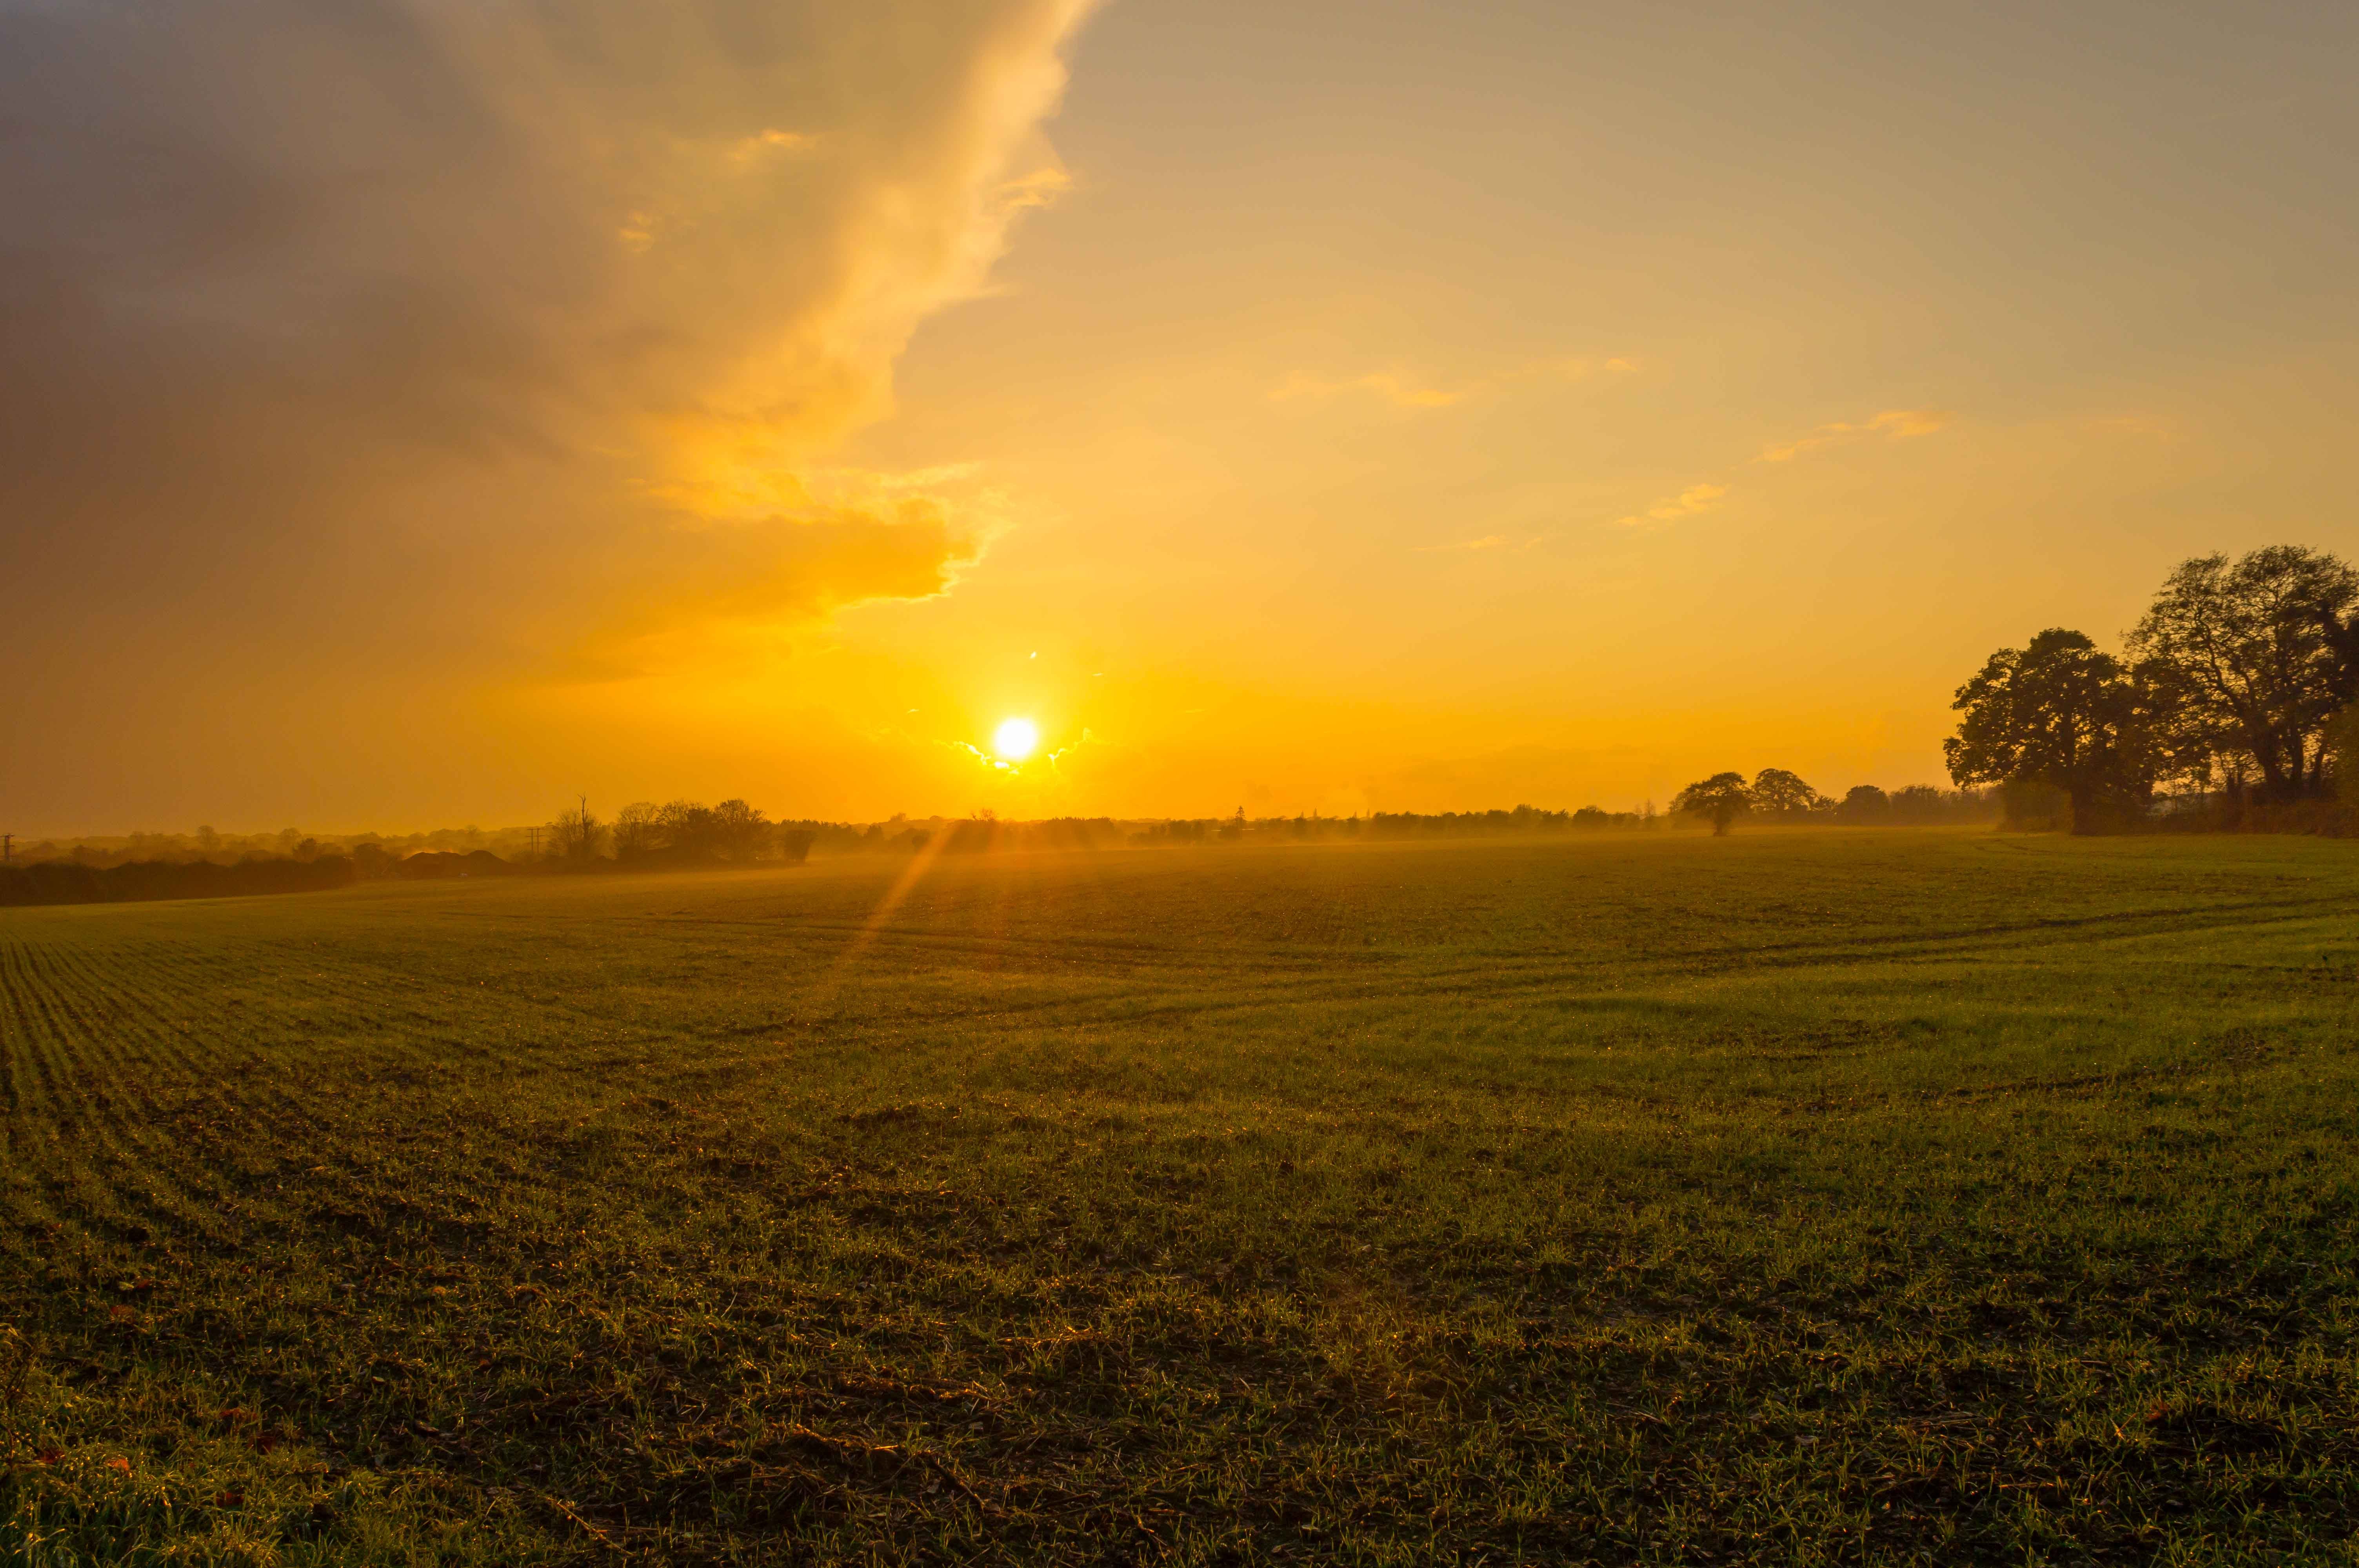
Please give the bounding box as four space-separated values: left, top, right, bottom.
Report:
4 0 2357 834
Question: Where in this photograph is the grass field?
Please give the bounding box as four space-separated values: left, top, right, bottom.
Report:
5 829 2359 1565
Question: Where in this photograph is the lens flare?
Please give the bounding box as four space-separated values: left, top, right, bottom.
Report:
992 717 1039 761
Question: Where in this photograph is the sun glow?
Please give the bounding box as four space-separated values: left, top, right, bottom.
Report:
992 716 1040 761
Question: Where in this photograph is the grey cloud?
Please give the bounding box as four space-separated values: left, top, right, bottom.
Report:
0 0 1092 677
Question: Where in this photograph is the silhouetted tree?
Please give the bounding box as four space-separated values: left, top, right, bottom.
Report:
711 799 771 861
2132 653 2238 802
2127 547 2357 801
611 801 660 858
2277 548 2359 716
1835 784 1891 824
1946 629 2152 834
1888 785 1943 823
2330 704 2359 799
549 799 604 862
657 800 718 855
1750 768 1829 819
1672 772 1752 835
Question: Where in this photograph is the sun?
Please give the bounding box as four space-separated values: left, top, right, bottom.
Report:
991 716 1040 762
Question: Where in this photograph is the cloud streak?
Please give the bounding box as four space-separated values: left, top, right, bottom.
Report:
1759 408 1951 463
1612 405 1947 533
1618 483 1730 529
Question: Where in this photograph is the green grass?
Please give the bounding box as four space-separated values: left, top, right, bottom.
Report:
5 829 2359 1565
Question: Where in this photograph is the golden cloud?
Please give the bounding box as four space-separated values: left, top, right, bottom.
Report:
1759 408 1953 463
1618 483 1731 529
0 0 1098 683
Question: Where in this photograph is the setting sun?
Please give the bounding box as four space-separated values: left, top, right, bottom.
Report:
992 717 1040 762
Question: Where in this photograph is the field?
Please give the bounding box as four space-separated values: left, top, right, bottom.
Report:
4 830 2359 1566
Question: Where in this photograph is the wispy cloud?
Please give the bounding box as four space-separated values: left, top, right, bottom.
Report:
1611 404 1945 534
994 164 1075 214
1759 408 1951 463
1617 482 1729 529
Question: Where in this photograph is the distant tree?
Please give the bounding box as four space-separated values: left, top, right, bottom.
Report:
1834 784 1891 824
1887 785 1944 823
1750 768 1829 819
611 801 660 859
549 799 604 862
657 800 718 855
711 799 771 861
1945 628 2153 834
1672 772 1752 835
2126 547 2358 801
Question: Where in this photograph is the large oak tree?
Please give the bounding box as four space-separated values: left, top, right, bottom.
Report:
1945 629 2152 834
1750 768 1829 819
1672 772 1752 835
2126 546 2358 802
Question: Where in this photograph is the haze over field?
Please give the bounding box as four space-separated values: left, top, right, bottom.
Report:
4 0 2357 833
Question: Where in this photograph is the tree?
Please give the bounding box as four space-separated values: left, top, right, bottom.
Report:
657 800 718 855
1945 628 2152 834
1834 784 1890 824
1672 772 1752 835
2131 652 2238 802
1750 768 1828 819
1888 785 1944 823
611 801 660 859
2126 547 2358 801
710 799 772 861
549 799 604 862
2331 702 2359 800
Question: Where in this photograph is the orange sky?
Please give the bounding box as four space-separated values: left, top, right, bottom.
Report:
4 0 2357 833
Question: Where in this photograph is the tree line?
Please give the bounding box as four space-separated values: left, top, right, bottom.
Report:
543 798 813 866
1668 772 1997 835
1674 545 2359 836
0 855 358 907
1948 545 2357 834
